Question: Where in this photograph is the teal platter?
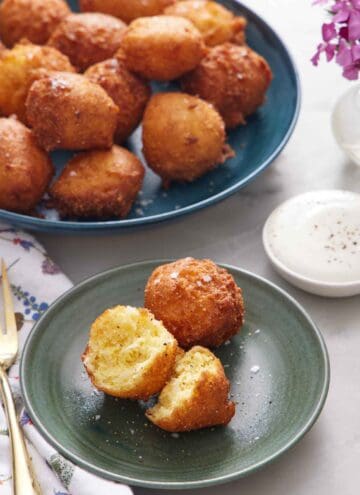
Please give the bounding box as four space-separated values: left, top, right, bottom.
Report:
21 261 329 489
0 0 301 233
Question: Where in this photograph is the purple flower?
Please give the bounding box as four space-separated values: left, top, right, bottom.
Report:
313 0 360 80
42 257 61 275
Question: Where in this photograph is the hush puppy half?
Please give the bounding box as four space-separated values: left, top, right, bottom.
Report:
142 92 233 185
0 117 54 213
0 0 70 47
182 43 273 128
85 58 151 143
79 0 176 24
82 306 179 400
50 146 144 219
145 258 245 348
26 72 119 151
48 13 126 71
165 0 247 47
120 16 205 81
146 346 235 432
0 42 75 122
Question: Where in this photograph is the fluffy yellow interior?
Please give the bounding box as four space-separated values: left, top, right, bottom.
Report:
150 347 217 418
84 306 175 391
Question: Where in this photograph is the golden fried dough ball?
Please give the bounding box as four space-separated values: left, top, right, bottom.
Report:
85 58 151 143
47 13 126 71
145 258 245 348
0 117 54 213
79 0 176 24
26 72 119 152
146 346 235 431
120 16 205 81
165 1 247 47
82 306 179 400
142 93 233 185
0 0 70 47
49 146 144 219
182 43 273 128
0 42 75 122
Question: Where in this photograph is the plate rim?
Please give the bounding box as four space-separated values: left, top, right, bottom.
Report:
20 260 330 490
1 0 301 233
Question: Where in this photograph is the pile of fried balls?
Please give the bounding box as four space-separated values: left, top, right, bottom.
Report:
0 0 272 220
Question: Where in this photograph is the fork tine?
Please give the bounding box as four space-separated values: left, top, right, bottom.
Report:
1 259 17 339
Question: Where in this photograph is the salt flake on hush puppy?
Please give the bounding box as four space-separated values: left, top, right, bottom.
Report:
165 0 247 47
142 92 234 186
120 16 205 81
146 346 235 432
79 0 176 24
47 13 126 71
49 146 145 219
0 117 54 213
145 257 245 348
82 305 179 400
25 71 119 152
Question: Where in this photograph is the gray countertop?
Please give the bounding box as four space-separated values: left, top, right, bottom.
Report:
38 1 360 493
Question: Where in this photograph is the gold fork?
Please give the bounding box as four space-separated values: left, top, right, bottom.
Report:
0 259 41 495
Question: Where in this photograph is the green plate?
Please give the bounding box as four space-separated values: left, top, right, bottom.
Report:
21 261 329 490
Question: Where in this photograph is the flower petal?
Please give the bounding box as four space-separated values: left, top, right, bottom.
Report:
336 39 353 66
343 64 359 79
322 22 337 41
349 11 360 41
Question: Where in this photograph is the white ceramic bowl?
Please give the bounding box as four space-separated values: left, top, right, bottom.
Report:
263 190 360 298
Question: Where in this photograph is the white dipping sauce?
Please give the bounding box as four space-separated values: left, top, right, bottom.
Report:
264 191 360 284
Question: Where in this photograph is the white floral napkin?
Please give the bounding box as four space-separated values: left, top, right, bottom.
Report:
0 223 133 495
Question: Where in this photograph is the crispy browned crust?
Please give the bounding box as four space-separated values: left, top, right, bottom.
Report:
120 16 205 81
0 0 70 47
50 145 144 219
0 42 75 122
85 58 151 143
26 71 119 151
47 13 126 71
142 92 232 184
0 40 6 52
0 116 54 212
164 1 247 47
79 0 176 24
146 347 235 431
82 339 179 400
181 43 272 128
145 257 245 348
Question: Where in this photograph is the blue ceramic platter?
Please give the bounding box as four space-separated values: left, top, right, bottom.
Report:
0 0 300 233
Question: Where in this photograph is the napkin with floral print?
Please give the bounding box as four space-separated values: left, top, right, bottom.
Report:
0 223 133 495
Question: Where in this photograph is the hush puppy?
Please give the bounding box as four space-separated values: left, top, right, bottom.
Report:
165 0 247 47
145 258 245 348
82 305 179 400
26 72 119 151
85 58 151 143
146 346 235 432
142 93 233 185
0 0 70 47
182 43 273 128
0 117 54 213
120 16 205 81
48 13 126 71
0 41 75 122
79 0 176 24
49 145 144 219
